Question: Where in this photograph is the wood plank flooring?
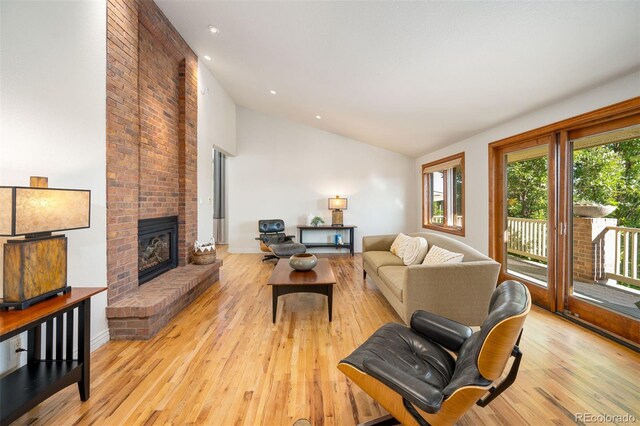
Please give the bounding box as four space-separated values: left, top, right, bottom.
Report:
13 251 640 425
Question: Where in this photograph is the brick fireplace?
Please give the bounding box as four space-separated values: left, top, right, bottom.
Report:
105 0 220 339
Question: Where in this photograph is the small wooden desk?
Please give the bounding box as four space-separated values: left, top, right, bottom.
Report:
0 287 106 426
267 258 336 322
297 225 357 256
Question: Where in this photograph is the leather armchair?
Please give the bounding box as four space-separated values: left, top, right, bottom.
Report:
256 219 306 261
338 280 531 425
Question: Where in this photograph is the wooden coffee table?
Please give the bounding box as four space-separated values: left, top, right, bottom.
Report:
267 258 336 322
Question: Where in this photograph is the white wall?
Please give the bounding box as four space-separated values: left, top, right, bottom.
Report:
415 71 640 253
0 0 108 373
197 63 237 243
229 107 416 253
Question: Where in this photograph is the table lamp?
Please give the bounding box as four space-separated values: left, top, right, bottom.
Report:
328 195 347 226
0 177 90 309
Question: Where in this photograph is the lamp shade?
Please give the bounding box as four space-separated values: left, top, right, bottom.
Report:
328 196 347 210
0 186 91 236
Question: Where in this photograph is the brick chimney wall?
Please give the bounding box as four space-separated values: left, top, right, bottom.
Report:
138 23 180 220
106 0 197 305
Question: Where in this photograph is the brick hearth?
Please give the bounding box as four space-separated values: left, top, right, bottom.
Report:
107 261 221 340
105 0 208 340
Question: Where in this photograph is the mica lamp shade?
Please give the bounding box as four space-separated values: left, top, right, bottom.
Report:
328 196 348 211
0 187 91 236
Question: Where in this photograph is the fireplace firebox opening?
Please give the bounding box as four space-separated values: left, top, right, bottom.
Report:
138 216 178 284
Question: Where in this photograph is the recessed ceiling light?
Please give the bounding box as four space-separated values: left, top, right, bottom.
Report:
270 90 277 95
208 25 220 34
315 115 322 120
203 55 211 61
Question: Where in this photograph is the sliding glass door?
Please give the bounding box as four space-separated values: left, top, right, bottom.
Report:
561 124 640 339
490 101 640 343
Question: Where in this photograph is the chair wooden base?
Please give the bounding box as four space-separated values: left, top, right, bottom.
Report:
337 363 489 426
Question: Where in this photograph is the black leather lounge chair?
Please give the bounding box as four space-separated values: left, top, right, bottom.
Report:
338 280 531 426
256 219 306 262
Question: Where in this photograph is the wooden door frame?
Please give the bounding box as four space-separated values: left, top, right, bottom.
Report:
557 130 571 312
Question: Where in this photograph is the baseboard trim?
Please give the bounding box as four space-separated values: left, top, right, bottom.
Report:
228 248 263 254
91 328 110 352
68 328 110 359
555 312 639 353
228 248 362 254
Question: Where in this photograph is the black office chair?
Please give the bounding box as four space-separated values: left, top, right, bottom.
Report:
256 219 306 262
338 280 531 426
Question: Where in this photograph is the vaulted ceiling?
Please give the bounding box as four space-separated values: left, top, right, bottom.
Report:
157 1 640 157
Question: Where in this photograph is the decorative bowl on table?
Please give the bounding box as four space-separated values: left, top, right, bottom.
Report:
289 253 318 271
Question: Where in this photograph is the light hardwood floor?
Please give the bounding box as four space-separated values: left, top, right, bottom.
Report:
14 251 640 425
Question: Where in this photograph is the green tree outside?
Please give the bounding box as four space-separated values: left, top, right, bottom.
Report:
507 138 640 229
507 156 548 220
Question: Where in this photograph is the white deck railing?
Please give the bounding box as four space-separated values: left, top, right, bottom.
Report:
506 218 640 286
608 226 640 287
507 217 548 262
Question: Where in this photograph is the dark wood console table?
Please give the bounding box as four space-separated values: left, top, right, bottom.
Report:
0 287 106 426
297 225 357 256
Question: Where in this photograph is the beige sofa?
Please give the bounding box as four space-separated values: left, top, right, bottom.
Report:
362 232 500 326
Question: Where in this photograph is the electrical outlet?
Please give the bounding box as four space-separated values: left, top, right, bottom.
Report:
9 336 22 361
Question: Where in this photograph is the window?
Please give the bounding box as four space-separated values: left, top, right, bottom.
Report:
422 152 465 235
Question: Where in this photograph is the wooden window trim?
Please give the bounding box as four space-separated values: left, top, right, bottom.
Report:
422 152 465 236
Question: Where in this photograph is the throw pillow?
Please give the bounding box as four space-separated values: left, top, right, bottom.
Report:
390 233 412 258
402 237 429 265
422 245 464 265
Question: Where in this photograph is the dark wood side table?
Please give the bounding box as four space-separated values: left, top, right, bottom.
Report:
0 287 106 426
267 258 337 322
297 225 357 256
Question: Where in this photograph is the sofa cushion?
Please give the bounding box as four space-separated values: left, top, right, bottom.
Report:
390 233 412 258
378 266 406 302
364 251 406 273
408 232 486 262
402 237 429 265
422 245 464 265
